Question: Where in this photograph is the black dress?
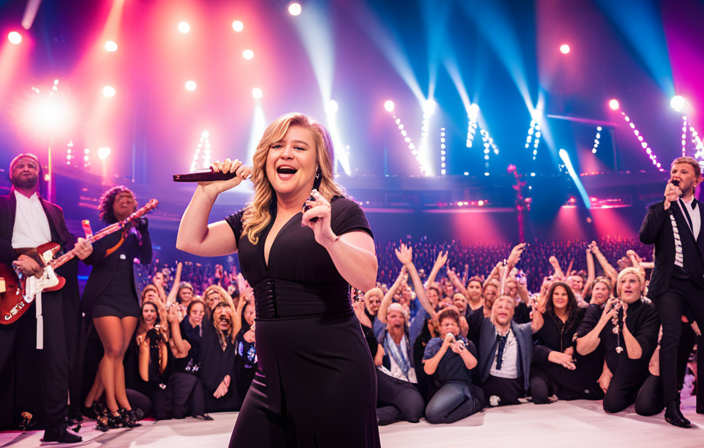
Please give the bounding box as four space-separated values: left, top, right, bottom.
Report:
225 197 380 448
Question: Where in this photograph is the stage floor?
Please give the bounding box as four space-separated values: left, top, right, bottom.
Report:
1 396 701 447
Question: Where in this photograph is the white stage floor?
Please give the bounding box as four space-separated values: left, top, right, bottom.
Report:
1 396 702 447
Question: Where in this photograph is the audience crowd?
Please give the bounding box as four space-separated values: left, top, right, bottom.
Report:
65 235 699 430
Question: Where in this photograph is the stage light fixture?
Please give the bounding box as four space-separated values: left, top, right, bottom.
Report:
102 86 116 97
423 99 436 116
185 80 196 91
8 31 22 44
326 100 338 114
609 99 619 110
178 22 190 33
592 126 602 154
105 41 117 52
232 21 244 32
289 3 302 16
252 88 263 98
243 49 254 60
98 147 111 160
468 103 480 120
560 44 570 54
671 95 686 112
384 101 395 112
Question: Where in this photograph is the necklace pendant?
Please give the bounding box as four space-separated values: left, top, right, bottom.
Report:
615 346 623 354
612 326 620 334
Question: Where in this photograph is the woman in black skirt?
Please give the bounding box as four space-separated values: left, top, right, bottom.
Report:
177 112 380 447
82 186 152 427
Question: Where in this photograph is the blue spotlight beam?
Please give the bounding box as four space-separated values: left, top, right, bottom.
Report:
456 1 536 113
343 2 425 104
559 149 591 209
594 0 674 97
290 1 351 175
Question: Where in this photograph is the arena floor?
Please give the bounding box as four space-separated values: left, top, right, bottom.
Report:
0 396 701 448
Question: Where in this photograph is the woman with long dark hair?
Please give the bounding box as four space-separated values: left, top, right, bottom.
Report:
530 281 603 404
234 299 257 400
82 186 152 427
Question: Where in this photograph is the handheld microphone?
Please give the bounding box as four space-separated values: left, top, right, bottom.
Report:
173 168 239 183
671 180 680 187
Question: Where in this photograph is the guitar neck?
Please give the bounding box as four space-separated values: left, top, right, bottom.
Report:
48 199 158 271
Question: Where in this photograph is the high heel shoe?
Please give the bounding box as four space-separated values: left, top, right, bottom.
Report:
94 408 110 432
108 411 127 429
120 408 142 428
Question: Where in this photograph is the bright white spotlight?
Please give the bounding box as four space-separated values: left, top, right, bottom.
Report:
423 99 436 115
102 86 116 97
105 41 118 52
531 109 541 120
327 100 339 114
252 88 263 98
98 147 111 160
185 80 196 91
671 95 686 112
178 22 190 33
8 31 22 44
232 21 244 32
202 130 209 138
609 99 619 110
560 44 570 54
288 3 302 16
243 49 254 60
384 101 395 112
469 103 480 119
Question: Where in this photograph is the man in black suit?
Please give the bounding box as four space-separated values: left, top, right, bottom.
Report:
640 156 704 428
0 154 92 443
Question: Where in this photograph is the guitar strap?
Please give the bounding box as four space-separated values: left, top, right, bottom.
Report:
105 231 126 257
35 290 43 349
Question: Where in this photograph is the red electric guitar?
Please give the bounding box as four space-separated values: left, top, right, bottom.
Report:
0 199 158 324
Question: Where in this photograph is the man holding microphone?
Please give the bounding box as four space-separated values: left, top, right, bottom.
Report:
640 156 704 428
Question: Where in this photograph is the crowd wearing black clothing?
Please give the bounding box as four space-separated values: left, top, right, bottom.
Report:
1 157 702 442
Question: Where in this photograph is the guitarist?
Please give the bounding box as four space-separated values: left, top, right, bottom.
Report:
0 153 92 443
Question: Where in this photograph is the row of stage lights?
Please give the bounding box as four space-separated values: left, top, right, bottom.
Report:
383 95 694 177
6 1 305 98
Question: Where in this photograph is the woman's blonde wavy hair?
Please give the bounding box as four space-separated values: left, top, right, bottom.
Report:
242 112 345 245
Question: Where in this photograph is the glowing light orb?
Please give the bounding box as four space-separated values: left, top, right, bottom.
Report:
185 80 196 91
384 101 395 112
98 147 111 160
469 103 480 119
8 31 22 45
327 100 338 114
671 95 686 112
288 3 302 16
252 88 263 98
105 41 118 52
232 21 244 32
243 49 254 60
178 22 190 33
609 99 619 110
423 99 436 115
102 86 116 97
560 44 570 54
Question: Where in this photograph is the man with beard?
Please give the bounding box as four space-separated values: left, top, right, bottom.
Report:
0 154 92 443
473 295 542 406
